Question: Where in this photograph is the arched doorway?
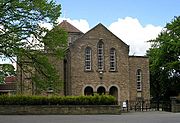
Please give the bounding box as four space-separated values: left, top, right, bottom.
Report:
84 86 93 96
109 86 118 101
97 86 106 95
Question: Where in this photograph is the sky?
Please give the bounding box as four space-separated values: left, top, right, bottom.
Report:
56 0 180 55
1 0 180 65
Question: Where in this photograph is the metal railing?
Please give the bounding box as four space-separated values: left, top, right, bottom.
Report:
120 99 171 112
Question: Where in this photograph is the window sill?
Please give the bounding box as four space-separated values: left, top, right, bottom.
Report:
84 69 94 72
96 70 106 72
109 70 118 72
137 90 142 92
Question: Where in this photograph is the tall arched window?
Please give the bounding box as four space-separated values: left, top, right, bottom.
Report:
136 69 142 91
85 47 92 71
110 48 116 71
97 41 104 71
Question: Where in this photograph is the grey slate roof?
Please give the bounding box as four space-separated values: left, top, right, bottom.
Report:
58 20 83 33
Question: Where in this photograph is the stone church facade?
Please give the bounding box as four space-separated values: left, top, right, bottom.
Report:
61 20 150 103
17 20 150 103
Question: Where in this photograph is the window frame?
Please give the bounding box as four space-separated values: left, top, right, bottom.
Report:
97 41 104 71
136 69 142 91
109 48 116 71
85 47 92 71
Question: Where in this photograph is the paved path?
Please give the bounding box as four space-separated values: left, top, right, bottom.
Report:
0 111 180 123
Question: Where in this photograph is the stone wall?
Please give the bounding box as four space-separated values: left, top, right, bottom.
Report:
16 54 65 95
129 56 150 101
171 97 180 113
69 24 130 102
0 105 121 115
16 21 150 105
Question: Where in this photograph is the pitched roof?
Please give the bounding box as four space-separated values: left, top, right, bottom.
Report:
5 76 16 83
58 20 83 33
81 23 129 47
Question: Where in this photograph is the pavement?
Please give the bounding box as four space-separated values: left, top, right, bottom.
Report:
0 111 180 123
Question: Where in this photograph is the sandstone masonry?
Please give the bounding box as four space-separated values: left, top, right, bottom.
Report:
17 20 150 104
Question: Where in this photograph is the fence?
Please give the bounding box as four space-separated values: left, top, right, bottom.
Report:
120 99 171 112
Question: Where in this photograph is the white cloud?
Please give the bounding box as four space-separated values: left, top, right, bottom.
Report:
38 18 90 33
108 17 162 55
0 17 162 68
38 17 162 56
57 18 90 33
39 22 53 30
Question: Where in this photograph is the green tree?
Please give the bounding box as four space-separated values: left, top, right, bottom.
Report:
0 64 15 84
0 64 16 76
0 0 67 93
147 16 180 101
0 71 5 84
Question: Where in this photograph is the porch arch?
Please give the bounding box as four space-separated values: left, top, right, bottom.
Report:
83 85 94 96
97 86 106 95
108 85 120 103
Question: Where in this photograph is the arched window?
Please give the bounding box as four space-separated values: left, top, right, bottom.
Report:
136 69 142 91
85 47 92 71
110 48 116 71
97 41 104 71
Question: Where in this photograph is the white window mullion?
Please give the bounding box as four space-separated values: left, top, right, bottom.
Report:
136 69 142 91
98 42 104 71
85 47 92 71
110 48 116 71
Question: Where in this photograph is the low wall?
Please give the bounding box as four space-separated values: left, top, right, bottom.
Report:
172 103 180 113
171 97 180 113
0 105 121 115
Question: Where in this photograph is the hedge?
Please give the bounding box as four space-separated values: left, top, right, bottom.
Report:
0 95 116 105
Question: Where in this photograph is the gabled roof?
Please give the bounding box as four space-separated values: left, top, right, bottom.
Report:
81 23 129 47
58 20 83 33
5 76 16 83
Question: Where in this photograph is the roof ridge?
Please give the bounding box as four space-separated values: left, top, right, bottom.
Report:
83 23 129 47
58 20 83 33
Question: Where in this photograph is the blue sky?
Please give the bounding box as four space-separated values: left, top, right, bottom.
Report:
57 0 180 27
1 0 180 65
55 0 179 56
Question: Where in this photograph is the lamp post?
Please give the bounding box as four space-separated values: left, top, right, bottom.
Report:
99 71 103 82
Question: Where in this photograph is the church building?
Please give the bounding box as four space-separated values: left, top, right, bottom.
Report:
60 20 150 103
17 20 150 104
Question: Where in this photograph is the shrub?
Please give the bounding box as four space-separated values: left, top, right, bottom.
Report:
0 95 116 105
